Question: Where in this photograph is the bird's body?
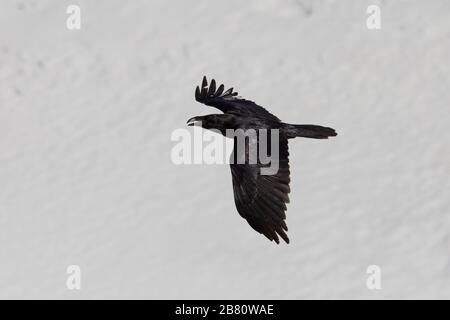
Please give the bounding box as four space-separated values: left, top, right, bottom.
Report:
188 77 337 244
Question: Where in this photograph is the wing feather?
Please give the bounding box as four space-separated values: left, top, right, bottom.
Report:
230 136 291 244
195 76 281 121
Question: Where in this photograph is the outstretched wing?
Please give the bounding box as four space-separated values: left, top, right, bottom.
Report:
230 136 291 244
195 76 281 121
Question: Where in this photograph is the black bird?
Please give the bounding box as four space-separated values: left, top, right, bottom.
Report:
187 76 337 244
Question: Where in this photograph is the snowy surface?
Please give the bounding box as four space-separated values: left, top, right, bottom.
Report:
0 0 449 299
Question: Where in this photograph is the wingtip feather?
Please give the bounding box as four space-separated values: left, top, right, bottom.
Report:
208 79 216 96
195 86 201 101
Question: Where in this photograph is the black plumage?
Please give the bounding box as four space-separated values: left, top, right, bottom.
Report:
187 76 337 244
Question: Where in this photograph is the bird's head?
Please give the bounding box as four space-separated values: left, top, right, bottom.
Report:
186 114 236 132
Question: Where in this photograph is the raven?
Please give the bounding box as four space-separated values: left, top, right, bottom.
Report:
187 76 337 244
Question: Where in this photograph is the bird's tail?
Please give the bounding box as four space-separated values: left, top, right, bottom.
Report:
283 124 337 139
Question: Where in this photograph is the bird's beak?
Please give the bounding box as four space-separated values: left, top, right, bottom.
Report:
186 116 202 126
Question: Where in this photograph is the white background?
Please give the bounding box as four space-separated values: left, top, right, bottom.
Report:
0 0 449 299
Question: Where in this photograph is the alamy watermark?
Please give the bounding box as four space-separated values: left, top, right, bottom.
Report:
366 265 381 290
366 5 381 30
66 265 81 290
171 124 280 175
66 5 81 30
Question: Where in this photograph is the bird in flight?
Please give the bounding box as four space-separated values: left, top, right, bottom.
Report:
187 76 337 244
